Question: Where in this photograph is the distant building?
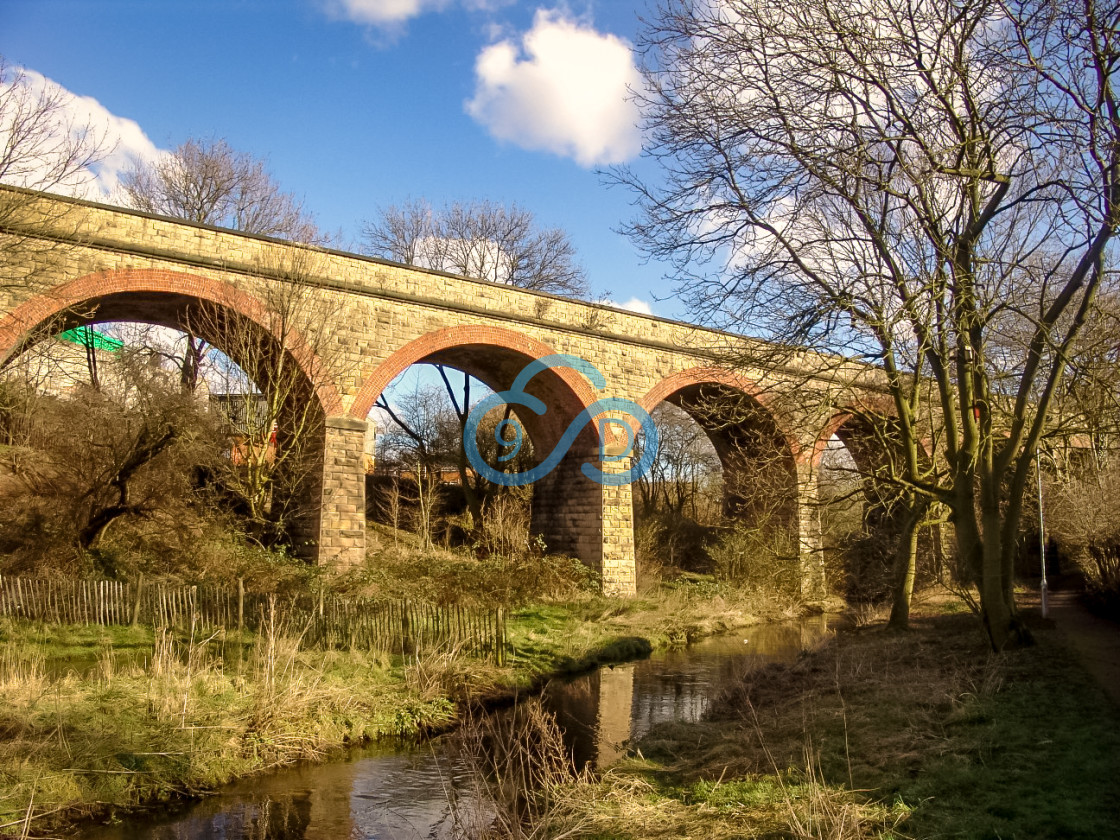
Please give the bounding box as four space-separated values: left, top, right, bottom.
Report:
208 392 275 465
208 392 269 435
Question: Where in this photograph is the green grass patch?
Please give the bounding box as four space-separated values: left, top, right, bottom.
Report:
1 619 155 658
544 605 1120 839
504 578 800 676
889 631 1120 839
0 551 805 836
0 625 453 835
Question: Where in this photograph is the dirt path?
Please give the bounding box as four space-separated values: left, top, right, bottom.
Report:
1041 589 1120 706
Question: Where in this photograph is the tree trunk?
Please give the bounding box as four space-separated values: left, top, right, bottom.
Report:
76 425 177 550
180 332 204 392
888 498 928 630
78 503 132 549
979 502 1016 650
458 443 484 535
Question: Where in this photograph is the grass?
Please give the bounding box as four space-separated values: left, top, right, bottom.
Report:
0 618 455 835
8 572 1113 839
532 597 1120 839
503 578 813 682
0 531 819 837
887 632 1120 838
0 622 158 681
0 577 804 836
444 698 595 840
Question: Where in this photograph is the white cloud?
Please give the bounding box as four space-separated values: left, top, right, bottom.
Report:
610 296 653 316
72 98 162 200
0 66 161 201
328 0 449 25
466 10 642 167
327 0 511 28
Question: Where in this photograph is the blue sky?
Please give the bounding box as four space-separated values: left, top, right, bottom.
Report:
1 0 682 318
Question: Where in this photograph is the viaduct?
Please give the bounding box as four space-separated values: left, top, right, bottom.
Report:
0 187 890 596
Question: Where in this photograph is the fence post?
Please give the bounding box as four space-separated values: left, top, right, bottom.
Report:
401 601 414 656
131 573 144 626
237 578 245 632
496 606 505 666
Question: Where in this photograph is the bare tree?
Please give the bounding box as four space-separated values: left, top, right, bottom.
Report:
118 137 321 392
1044 290 1120 469
0 57 109 199
375 383 451 475
374 383 454 548
363 198 588 297
633 403 723 576
1046 456 1120 613
192 249 347 548
365 198 588 535
0 56 111 294
0 350 220 569
361 197 433 267
636 403 722 523
374 379 538 547
617 0 1120 648
120 137 318 240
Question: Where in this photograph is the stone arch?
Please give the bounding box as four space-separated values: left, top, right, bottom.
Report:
811 406 926 601
639 367 802 570
349 325 598 422
0 268 344 415
814 411 886 476
810 405 931 507
354 325 612 572
809 395 903 471
0 267 350 562
640 367 806 591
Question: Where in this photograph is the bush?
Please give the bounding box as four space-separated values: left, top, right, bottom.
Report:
475 487 533 557
342 538 599 608
706 524 800 595
634 509 720 576
1047 462 1120 616
825 531 894 603
0 361 226 573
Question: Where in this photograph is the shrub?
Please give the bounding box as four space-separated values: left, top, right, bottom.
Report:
1048 462 1120 617
707 524 800 595
343 540 598 608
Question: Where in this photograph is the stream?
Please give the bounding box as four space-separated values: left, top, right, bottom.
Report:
78 615 832 840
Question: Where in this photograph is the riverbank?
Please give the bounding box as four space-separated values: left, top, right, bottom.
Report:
0 580 801 837
0 620 439 836
531 593 1120 839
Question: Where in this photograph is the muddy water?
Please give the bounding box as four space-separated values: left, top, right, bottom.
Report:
78 616 832 840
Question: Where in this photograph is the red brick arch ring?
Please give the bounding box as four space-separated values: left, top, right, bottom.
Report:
811 411 867 472
348 325 617 450
810 404 930 474
638 366 804 466
0 268 345 416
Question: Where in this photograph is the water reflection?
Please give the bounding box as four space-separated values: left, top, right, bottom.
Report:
544 615 831 769
78 616 832 840
595 664 634 766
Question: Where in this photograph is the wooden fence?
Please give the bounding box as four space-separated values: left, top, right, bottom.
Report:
0 574 507 663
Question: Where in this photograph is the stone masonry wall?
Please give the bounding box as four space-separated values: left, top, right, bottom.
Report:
0 189 894 595
319 416 368 568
